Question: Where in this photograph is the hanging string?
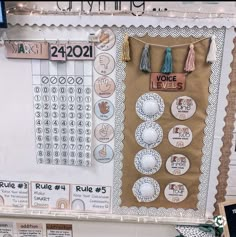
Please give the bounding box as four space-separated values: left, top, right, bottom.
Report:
128 35 209 48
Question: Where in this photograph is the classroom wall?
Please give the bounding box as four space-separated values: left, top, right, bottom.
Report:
0 217 179 237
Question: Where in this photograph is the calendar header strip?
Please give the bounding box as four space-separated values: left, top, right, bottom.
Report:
5 41 49 59
4 41 95 61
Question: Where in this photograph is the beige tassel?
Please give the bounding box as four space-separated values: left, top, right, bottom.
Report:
122 34 131 62
206 35 216 63
184 44 195 72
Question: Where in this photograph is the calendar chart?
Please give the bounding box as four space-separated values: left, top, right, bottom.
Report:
32 60 93 167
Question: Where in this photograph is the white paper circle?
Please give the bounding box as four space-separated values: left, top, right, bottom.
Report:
139 183 155 198
171 96 196 120
136 93 165 121
141 155 156 170
168 125 192 148
142 128 158 144
134 149 162 175
135 122 163 149
132 177 160 202
166 154 190 175
143 100 159 116
164 182 188 203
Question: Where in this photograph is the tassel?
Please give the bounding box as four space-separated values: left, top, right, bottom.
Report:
122 34 131 62
184 44 195 72
206 35 216 63
139 44 151 73
161 47 172 74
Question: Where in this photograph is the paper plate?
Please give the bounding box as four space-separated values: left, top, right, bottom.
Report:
135 121 163 148
134 149 162 175
132 177 160 202
136 92 165 121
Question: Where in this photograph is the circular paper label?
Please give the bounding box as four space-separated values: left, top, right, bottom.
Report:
168 125 192 148
164 182 188 203
94 99 114 120
166 154 190 175
94 76 115 98
94 53 115 76
95 28 116 51
94 123 114 143
171 96 196 120
94 144 114 163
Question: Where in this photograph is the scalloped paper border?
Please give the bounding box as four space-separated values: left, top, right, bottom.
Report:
6 15 236 29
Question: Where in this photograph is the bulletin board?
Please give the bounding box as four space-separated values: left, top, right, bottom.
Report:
0 15 234 224
111 25 234 221
121 35 210 210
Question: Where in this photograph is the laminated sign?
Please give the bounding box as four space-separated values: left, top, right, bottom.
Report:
5 41 49 59
150 73 186 91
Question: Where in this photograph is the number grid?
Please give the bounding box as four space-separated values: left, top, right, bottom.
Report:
32 60 93 167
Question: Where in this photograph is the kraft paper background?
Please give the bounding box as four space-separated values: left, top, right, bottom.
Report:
121 35 211 209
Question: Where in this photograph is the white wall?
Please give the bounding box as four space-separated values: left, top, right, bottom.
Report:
0 217 178 237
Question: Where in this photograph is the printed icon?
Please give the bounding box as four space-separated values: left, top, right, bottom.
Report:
99 101 110 114
99 55 110 69
171 96 196 120
164 182 188 203
95 99 114 121
95 123 114 143
166 154 190 176
99 145 107 157
99 78 111 92
94 53 115 76
168 125 192 148
94 76 115 98
56 198 69 209
99 124 109 137
94 144 114 163
99 30 110 44
71 199 86 211
95 28 116 51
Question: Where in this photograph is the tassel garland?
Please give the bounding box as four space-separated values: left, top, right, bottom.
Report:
206 35 216 63
121 34 215 73
161 47 172 74
184 44 195 72
122 34 131 62
139 44 151 73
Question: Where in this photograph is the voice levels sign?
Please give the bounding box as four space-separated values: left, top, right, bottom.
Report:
150 73 186 91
